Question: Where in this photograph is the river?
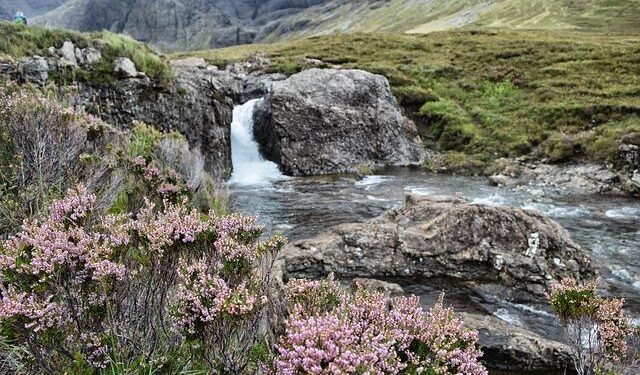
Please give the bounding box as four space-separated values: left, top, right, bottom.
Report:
228 100 640 342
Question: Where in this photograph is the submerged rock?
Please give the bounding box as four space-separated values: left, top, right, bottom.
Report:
282 194 596 301
253 68 424 176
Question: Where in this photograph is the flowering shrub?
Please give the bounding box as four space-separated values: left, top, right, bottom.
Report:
0 185 285 373
272 277 487 375
549 279 640 375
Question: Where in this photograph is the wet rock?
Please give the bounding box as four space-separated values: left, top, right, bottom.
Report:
114 57 138 78
282 194 595 301
59 41 78 67
18 56 49 86
488 174 518 187
253 68 424 176
460 313 572 372
519 163 621 195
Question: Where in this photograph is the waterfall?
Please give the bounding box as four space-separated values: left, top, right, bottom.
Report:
229 99 285 186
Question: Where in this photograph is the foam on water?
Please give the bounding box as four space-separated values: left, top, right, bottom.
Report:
355 175 391 187
471 194 509 207
229 99 286 187
493 308 523 326
605 206 640 220
522 202 588 218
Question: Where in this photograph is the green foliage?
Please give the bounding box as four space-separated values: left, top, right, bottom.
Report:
0 21 171 84
550 286 598 321
180 30 640 167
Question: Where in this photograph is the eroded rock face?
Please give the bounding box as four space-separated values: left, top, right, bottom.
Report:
283 194 596 301
253 68 424 176
74 61 234 179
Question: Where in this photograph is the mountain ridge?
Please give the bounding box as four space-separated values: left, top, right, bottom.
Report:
28 0 640 52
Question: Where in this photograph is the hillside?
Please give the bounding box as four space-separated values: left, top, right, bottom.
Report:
175 30 640 172
0 0 65 18
34 0 640 51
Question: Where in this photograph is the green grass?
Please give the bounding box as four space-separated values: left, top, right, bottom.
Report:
0 21 171 84
175 30 640 170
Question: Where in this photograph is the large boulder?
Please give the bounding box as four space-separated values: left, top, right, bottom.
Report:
282 194 596 301
253 68 424 176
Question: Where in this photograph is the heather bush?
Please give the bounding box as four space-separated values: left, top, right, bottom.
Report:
0 89 121 234
549 279 640 375
271 277 487 375
0 185 285 373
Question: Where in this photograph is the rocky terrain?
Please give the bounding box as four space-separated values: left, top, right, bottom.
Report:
278 193 597 371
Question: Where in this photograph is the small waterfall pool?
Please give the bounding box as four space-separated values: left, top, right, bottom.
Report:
227 101 640 341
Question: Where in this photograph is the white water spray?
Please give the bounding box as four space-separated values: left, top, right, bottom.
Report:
229 99 285 186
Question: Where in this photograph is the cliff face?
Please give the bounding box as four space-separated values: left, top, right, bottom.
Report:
0 0 66 18
35 0 330 51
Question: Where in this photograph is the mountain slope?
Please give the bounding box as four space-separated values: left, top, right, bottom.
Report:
0 0 66 18
35 0 640 51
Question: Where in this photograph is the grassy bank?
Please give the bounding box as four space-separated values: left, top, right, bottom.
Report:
0 21 171 84
175 30 640 171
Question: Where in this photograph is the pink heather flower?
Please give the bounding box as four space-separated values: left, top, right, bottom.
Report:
274 281 487 375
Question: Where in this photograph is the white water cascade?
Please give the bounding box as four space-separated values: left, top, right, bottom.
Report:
229 99 285 186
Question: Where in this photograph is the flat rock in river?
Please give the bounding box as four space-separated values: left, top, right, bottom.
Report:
282 194 596 301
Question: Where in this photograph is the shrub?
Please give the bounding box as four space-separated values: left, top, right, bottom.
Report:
0 185 285 373
549 279 640 375
271 277 487 375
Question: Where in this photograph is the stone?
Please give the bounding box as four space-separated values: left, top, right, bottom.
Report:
351 278 404 297
460 313 572 372
253 68 424 176
83 48 102 65
282 194 595 302
114 57 138 78
18 56 49 86
59 41 78 67
75 47 85 65
488 174 518 187
620 143 640 170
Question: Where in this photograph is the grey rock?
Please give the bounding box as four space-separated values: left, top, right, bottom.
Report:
253 68 424 176
114 57 138 78
519 163 622 195
74 61 234 180
621 143 640 170
282 194 595 301
82 47 102 65
351 278 404 297
18 56 49 85
75 47 85 65
488 174 518 187
460 313 572 372
59 41 78 67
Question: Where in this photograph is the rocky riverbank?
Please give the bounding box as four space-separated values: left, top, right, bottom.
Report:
276 193 597 372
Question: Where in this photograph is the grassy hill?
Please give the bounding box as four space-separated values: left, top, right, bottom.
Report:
175 30 640 171
0 21 171 83
258 0 640 42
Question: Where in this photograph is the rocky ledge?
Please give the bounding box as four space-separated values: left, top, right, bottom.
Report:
253 68 425 176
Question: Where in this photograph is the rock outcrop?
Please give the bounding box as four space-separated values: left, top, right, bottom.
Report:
7 52 235 180
253 68 424 176
282 194 596 301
